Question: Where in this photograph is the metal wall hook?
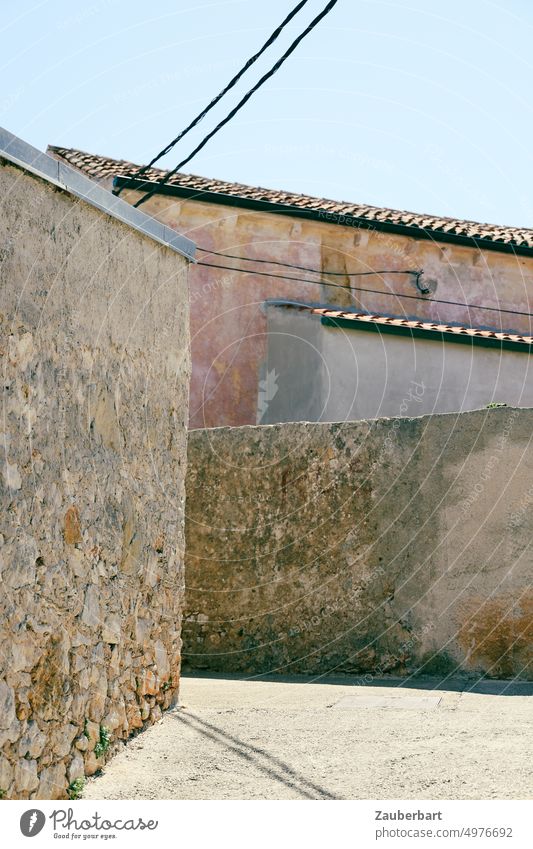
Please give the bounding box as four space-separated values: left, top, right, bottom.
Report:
414 271 432 295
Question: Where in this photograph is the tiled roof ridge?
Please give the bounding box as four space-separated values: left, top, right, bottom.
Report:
47 145 533 251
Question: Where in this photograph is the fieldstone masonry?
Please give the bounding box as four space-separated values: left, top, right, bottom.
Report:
0 159 191 798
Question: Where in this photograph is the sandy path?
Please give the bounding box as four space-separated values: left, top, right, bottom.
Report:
84 674 532 800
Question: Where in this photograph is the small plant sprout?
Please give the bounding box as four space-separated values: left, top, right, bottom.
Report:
67 778 85 800
94 726 111 759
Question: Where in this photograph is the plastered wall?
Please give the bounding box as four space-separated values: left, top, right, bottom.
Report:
184 409 532 680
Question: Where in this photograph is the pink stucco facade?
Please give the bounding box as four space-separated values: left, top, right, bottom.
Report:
120 187 533 427
46 153 533 427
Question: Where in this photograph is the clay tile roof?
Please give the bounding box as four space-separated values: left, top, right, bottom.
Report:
305 306 533 346
47 145 533 253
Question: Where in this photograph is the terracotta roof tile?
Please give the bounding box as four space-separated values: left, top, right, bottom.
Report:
47 145 533 252
278 304 533 347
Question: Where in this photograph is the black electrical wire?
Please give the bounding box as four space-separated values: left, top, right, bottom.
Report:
196 258 533 321
133 0 340 209
198 246 418 278
197 259 422 294
116 0 312 196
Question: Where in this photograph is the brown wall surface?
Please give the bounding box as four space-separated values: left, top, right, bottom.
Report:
184 409 532 680
0 161 190 799
115 186 533 428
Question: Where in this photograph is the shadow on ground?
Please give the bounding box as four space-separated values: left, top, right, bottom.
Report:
171 711 339 800
182 670 533 696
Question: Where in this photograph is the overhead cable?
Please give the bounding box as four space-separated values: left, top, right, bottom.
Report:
198 246 418 278
196 258 533 320
116 0 312 196
132 0 340 208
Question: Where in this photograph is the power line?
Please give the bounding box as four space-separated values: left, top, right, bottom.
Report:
116 0 312 196
196 259 533 321
198 246 419 278
197 260 417 289
133 0 340 209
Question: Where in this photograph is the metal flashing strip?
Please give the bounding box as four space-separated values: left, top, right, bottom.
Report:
0 128 196 262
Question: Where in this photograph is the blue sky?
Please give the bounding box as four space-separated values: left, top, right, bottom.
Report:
2 0 533 226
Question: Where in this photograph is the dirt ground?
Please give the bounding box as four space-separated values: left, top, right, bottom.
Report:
84 674 533 800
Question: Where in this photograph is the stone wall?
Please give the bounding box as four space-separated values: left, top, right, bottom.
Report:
0 160 190 799
184 410 533 680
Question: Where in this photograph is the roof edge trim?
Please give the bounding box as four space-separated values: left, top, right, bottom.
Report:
0 129 196 261
267 301 533 353
113 176 533 259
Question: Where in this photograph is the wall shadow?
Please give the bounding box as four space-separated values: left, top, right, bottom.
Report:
181 670 533 696
170 710 340 800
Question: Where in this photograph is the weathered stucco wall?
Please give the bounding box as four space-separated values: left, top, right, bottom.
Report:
58 161 533 429
0 160 190 799
184 409 532 680
114 187 533 428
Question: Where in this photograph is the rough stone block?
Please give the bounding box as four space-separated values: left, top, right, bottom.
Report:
34 763 67 800
18 721 46 759
14 759 39 793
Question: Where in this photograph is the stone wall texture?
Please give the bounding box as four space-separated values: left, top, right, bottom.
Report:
0 160 190 799
184 410 533 680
